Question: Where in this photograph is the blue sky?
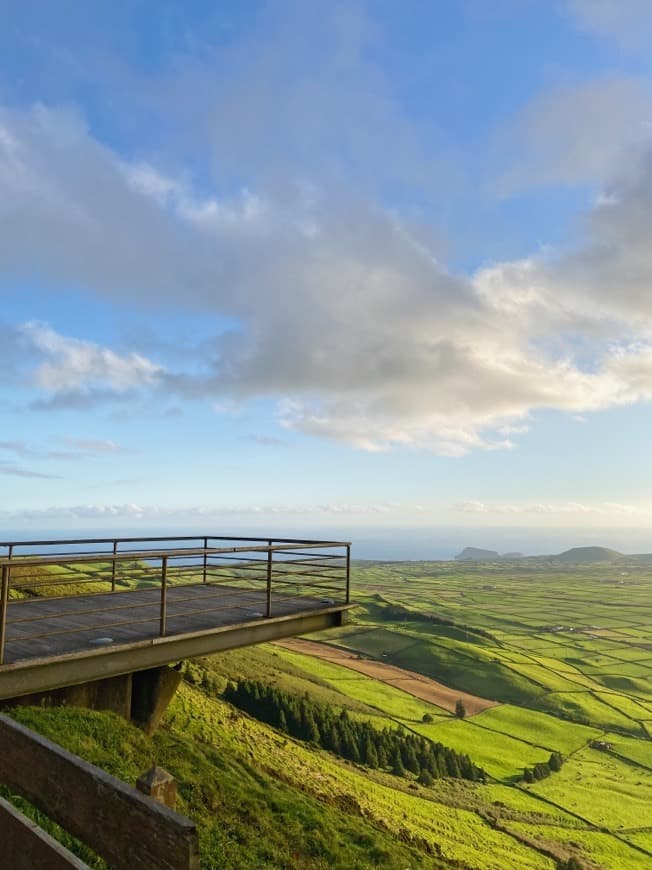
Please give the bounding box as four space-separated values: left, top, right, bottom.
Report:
3 0 652 537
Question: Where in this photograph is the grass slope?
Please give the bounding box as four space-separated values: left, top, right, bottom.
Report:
6 698 442 870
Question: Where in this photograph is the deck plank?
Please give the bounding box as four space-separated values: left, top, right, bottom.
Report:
3 583 335 666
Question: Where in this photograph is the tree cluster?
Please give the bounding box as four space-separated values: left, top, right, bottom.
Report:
223 679 486 784
522 751 563 783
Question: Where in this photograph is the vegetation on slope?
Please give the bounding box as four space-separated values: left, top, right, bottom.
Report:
222 677 485 782
5 699 444 870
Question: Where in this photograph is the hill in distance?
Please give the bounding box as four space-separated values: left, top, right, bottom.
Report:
551 545 623 563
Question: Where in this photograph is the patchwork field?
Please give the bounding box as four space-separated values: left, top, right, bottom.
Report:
282 557 652 867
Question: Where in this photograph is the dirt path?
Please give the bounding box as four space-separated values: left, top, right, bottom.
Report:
275 637 500 716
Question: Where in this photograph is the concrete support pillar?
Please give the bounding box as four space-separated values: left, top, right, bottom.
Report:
131 665 182 735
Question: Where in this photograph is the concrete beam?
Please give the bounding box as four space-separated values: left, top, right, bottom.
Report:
0 605 351 701
132 666 183 734
2 673 133 719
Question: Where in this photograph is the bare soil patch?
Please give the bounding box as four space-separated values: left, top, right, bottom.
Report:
275 637 500 716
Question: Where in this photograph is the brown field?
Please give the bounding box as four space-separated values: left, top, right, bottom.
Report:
275 637 500 716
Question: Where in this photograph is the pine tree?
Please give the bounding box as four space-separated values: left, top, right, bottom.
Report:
445 752 461 778
362 735 379 768
304 713 321 744
418 768 434 786
402 743 420 774
391 748 406 777
549 752 563 772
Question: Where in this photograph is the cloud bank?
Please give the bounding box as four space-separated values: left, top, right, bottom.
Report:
3 99 652 454
3 3 652 458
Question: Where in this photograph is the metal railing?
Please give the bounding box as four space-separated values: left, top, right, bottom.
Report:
0 535 351 666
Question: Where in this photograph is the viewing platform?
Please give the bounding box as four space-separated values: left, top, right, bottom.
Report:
0 535 352 702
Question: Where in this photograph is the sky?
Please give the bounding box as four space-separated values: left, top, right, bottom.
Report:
3 0 652 541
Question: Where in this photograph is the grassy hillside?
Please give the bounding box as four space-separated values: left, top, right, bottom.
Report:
6 697 443 870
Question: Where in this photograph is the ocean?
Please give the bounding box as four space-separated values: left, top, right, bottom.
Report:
1 525 651 561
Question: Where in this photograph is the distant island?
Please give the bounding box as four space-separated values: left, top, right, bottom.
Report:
455 547 500 561
455 545 625 563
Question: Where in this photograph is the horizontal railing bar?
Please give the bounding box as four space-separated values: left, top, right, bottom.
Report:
0 542 348 568
203 561 339 578
264 556 346 561
262 572 346 585
0 534 351 550
268 580 346 593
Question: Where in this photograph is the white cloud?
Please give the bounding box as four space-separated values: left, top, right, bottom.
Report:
455 500 652 517
0 501 407 523
0 463 62 480
567 0 652 51
493 75 652 194
21 321 161 404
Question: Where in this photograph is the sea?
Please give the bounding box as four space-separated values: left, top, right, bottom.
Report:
2 525 651 561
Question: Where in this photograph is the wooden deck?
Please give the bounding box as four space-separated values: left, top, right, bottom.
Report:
0 585 350 700
4 584 339 666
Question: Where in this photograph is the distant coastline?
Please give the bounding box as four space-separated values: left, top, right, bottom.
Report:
2 524 652 563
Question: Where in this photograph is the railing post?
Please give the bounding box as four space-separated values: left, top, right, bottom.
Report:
111 540 118 592
345 544 351 604
202 537 208 584
160 556 168 637
266 540 273 618
0 564 10 666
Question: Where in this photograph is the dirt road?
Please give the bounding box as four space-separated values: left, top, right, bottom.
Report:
275 637 500 716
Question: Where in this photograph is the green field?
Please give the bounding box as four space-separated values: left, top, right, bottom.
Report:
527 748 652 829
413 718 552 780
470 704 601 754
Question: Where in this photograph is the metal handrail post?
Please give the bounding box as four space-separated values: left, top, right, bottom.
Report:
345 545 351 604
0 565 10 665
160 556 168 637
111 540 118 592
266 540 273 617
202 537 208 584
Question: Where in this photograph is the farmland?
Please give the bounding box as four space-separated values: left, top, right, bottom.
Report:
265 557 652 867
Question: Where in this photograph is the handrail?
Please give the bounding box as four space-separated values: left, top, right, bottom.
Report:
0 540 350 568
0 534 352 549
